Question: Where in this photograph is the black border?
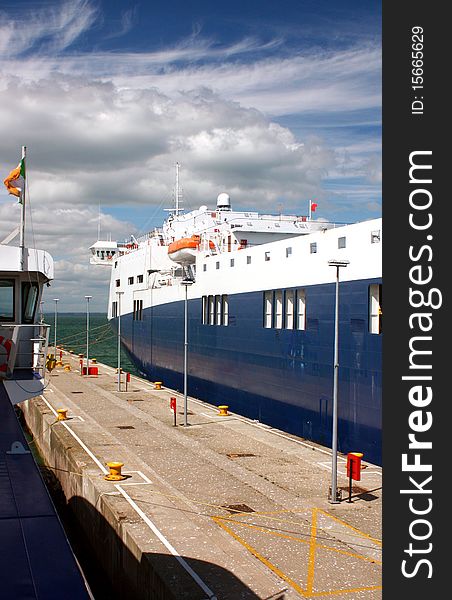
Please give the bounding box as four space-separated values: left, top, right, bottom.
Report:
383 3 446 595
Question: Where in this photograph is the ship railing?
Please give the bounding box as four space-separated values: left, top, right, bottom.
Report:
0 323 50 380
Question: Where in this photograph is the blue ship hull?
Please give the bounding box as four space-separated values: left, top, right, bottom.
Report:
114 278 382 465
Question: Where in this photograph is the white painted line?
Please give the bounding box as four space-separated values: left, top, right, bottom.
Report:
115 484 217 600
40 395 216 599
41 396 108 475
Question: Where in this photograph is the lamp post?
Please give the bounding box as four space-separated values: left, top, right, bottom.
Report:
327 259 349 504
181 278 194 426
53 298 59 354
85 295 92 375
116 291 124 391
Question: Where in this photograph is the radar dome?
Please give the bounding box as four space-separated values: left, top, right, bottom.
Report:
217 193 231 210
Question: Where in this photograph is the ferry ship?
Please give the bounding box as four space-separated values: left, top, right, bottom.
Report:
92 165 382 465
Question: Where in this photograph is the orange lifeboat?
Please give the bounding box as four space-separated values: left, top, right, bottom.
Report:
167 235 201 265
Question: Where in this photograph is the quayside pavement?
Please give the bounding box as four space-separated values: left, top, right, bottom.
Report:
21 354 382 600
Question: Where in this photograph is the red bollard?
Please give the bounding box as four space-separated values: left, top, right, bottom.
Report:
125 372 131 391
170 397 177 426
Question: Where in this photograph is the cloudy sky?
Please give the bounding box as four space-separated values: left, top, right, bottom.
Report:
0 0 381 312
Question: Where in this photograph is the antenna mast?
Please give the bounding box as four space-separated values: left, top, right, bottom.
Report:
174 162 182 217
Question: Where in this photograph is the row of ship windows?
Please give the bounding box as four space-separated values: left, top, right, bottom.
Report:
202 230 381 272
116 275 144 287
110 284 382 333
202 295 229 326
111 299 144 320
263 284 382 334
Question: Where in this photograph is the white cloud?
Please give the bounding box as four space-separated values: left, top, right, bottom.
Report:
0 0 381 311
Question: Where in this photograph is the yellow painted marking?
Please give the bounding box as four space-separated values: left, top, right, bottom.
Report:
306 508 318 595
212 516 307 597
215 517 382 565
213 509 382 598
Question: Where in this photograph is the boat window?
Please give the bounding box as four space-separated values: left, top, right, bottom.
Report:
285 290 295 329
310 242 317 254
247 256 252 265
202 296 208 324
230 258 235 267
22 282 39 324
112 301 118 318
203 264 207 272
371 230 381 243
369 284 382 334
263 291 272 328
338 236 346 249
286 247 292 258
222 295 229 326
137 275 144 283
216 262 220 270
265 251 271 262
116 279 120 287
128 276 134 285
274 290 283 329
296 289 306 330
208 295 215 325
0 280 15 322
215 295 222 325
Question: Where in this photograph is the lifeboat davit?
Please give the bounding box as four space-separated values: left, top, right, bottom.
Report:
167 235 201 265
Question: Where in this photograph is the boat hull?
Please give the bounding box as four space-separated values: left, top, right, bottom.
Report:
112 277 382 465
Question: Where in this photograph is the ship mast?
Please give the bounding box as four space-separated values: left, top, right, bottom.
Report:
174 162 182 217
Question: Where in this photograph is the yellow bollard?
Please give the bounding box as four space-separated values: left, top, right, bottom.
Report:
104 462 126 481
64 364 71 372
154 381 163 390
218 405 229 416
57 408 68 421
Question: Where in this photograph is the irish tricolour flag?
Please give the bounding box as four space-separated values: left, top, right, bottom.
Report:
3 158 26 203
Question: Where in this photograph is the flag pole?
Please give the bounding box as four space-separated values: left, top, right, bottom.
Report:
19 145 26 271
308 199 312 221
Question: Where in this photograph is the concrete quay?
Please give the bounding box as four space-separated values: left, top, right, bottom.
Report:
20 354 382 599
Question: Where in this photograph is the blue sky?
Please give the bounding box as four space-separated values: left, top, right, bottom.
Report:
0 0 381 311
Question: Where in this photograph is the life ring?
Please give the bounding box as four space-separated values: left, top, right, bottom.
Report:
0 335 13 374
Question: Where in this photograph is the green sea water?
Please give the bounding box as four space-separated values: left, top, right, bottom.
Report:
45 313 139 376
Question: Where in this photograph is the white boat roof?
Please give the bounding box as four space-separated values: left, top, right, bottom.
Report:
0 245 54 280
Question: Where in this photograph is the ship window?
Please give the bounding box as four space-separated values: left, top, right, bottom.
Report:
371 230 381 243
263 291 272 328
0 280 15 321
202 296 208 324
115 279 120 287
208 295 215 325
114 261 118 268
310 242 317 254
285 290 295 329
338 236 346 249
296 289 306 330
112 301 118 318
22 282 39 324
222 295 229 326
369 284 382 334
128 276 134 285
203 264 207 272
275 290 283 329
137 275 144 283
247 256 251 265
215 295 222 325
264 251 270 262
216 262 220 270
230 258 235 267
286 247 292 258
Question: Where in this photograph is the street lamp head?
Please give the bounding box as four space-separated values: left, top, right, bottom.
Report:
53 298 59 302
85 295 93 300
328 259 350 268
181 278 194 286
